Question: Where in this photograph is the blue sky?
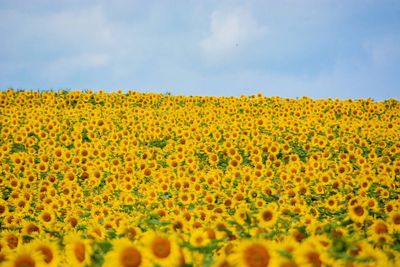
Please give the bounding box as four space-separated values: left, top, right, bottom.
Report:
0 0 399 99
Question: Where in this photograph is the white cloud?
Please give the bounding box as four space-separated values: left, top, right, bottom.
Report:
39 5 115 52
364 36 400 66
200 7 265 61
44 53 110 82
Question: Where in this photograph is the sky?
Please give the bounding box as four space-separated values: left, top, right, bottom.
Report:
0 0 399 100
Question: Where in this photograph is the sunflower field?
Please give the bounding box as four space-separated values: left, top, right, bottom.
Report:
0 89 399 267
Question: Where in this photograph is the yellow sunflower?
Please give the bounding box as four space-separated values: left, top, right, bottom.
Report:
1 230 20 250
229 239 276 267
212 254 233 267
21 222 41 236
103 238 148 267
354 240 393 266
30 239 59 267
293 238 332 267
189 228 211 248
368 219 391 238
142 231 181 267
2 243 45 267
348 204 367 223
389 212 400 231
257 205 278 229
64 232 92 267
0 239 10 264
38 209 56 229
0 200 8 217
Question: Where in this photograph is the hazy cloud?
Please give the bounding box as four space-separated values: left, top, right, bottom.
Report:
200 7 265 61
365 36 400 66
44 53 110 81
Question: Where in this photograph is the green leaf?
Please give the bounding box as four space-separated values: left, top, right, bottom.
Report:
149 139 168 149
217 152 229 171
81 128 91 143
106 229 118 239
239 148 252 166
22 235 35 242
97 241 112 253
10 143 26 153
2 186 12 201
79 212 91 219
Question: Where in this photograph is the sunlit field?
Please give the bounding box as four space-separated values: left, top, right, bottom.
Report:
0 89 399 267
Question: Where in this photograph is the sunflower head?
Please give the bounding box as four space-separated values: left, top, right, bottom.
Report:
142 231 181 267
257 205 278 229
103 238 146 267
2 244 45 267
348 204 367 223
64 232 92 267
229 239 276 267
31 239 59 267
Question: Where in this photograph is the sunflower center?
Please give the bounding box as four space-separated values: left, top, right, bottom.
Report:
14 255 35 267
244 244 270 267
7 235 18 249
306 252 322 267
195 236 204 246
27 224 39 235
219 260 233 267
375 223 388 234
0 205 5 214
38 245 53 264
42 213 51 222
393 214 400 225
349 244 361 257
74 242 86 263
69 218 78 227
353 206 364 216
280 262 298 267
120 247 142 267
262 211 273 222
207 229 216 240
124 228 137 239
152 237 171 259
173 221 183 231
293 231 305 243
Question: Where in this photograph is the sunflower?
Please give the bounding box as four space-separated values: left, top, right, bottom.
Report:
352 240 392 266
368 219 390 238
120 226 142 241
142 231 181 267
87 223 106 241
293 239 332 267
348 204 367 223
257 205 278 229
0 200 8 217
229 239 276 267
31 239 59 267
389 212 400 231
234 204 250 225
325 196 338 211
189 228 211 248
103 238 148 267
274 256 298 267
1 230 20 250
38 209 56 229
170 215 187 233
0 239 10 264
212 254 233 267
64 232 92 267
2 243 45 267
